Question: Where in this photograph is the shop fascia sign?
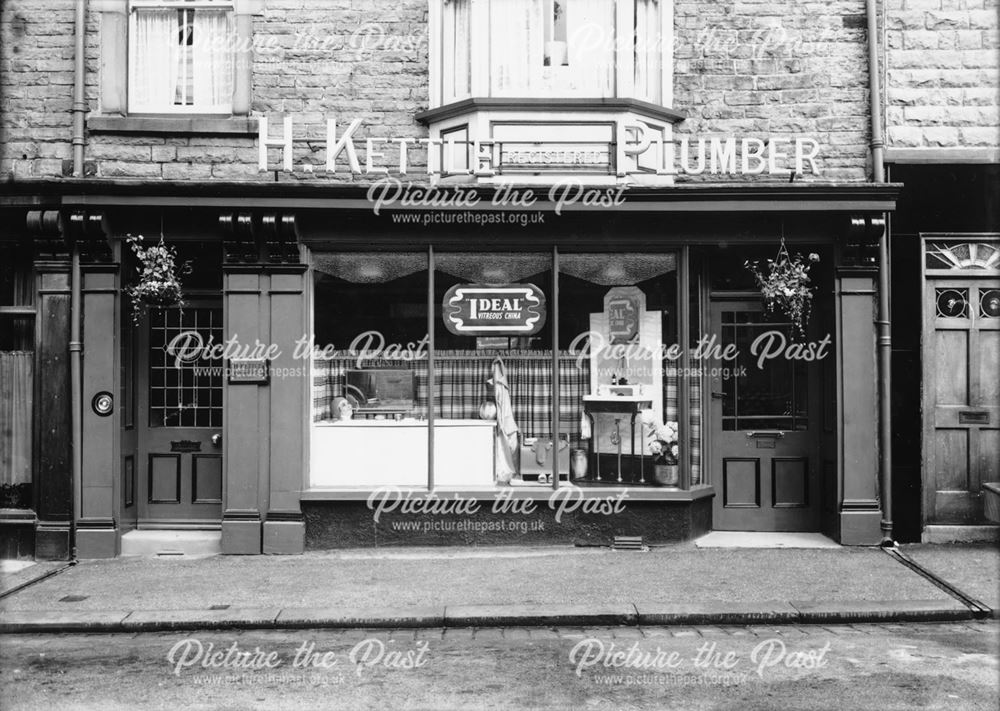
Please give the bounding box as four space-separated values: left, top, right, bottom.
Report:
257 116 823 177
442 284 546 336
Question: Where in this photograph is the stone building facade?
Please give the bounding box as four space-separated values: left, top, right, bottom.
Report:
0 0 995 558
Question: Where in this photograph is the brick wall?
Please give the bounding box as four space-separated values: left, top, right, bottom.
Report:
885 0 1000 150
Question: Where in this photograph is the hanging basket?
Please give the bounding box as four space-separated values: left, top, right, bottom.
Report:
123 235 188 322
745 239 819 338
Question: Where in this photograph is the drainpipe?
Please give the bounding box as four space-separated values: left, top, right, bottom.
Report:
866 0 893 545
69 0 88 556
72 0 87 177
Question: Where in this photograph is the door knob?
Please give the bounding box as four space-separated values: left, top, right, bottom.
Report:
211 433 222 447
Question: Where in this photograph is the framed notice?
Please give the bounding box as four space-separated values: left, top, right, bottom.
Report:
228 358 269 384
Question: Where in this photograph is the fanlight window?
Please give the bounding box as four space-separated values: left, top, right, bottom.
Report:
925 242 1000 271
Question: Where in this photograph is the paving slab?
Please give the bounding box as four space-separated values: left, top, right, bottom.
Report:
0 561 71 596
0 546 956 613
899 543 1000 610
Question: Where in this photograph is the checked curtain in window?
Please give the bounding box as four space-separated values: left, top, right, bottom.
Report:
313 352 590 441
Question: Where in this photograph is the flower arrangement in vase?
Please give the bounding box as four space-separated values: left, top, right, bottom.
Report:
123 235 188 323
744 239 820 338
647 419 680 487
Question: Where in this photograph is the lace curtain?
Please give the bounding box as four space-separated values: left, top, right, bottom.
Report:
490 0 544 94
0 351 32 487
129 8 232 112
566 0 616 97
192 10 234 111
444 0 472 101
634 0 661 103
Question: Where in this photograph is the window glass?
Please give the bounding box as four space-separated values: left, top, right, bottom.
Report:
129 4 234 113
559 253 682 486
311 253 431 488
442 0 471 102
634 0 662 103
0 244 34 508
439 0 669 102
721 311 808 432
490 0 615 97
435 253 554 486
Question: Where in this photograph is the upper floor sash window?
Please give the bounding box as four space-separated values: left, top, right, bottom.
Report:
128 0 234 113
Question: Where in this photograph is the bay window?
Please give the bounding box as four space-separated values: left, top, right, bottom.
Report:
435 0 669 105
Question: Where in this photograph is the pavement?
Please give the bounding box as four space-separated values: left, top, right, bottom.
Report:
0 541 996 634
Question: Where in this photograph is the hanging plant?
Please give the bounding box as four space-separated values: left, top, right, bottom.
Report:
744 240 820 338
123 234 188 323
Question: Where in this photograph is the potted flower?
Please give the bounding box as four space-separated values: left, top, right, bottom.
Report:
123 234 187 323
649 420 680 487
745 241 820 338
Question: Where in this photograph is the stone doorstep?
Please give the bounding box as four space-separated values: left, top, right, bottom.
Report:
0 600 981 634
921 525 1000 544
119 530 222 557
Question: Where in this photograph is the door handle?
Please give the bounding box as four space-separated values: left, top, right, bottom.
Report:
711 391 727 400
211 433 222 447
745 431 784 439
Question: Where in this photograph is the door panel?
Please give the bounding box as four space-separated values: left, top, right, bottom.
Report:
924 277 1000 524
137 303 223 527
710 300 822 532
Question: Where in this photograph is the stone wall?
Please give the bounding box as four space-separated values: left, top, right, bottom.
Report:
673 0 874 181
885 0 1000 150
6 0 990 183
0 0 79 179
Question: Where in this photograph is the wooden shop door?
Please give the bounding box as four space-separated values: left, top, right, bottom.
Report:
709 299 822 532
136 301 224 527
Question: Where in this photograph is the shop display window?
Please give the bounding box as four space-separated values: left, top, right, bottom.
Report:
310 249 695 490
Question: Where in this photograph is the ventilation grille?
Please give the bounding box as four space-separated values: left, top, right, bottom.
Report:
612 536 646 551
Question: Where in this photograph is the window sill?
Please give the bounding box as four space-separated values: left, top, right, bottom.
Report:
415 97 686 126
0 508 37 524
300 485 715 502
88 115 258 136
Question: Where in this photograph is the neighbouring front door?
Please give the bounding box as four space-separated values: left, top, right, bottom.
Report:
136 302 224 527
709 300 822 531
922 258 1000 524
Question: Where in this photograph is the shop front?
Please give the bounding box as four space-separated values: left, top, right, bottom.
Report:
304 240 825 543
1 182 898 557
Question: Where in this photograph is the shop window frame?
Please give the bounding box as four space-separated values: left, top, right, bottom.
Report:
0 242 37 510
306 243 710 499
